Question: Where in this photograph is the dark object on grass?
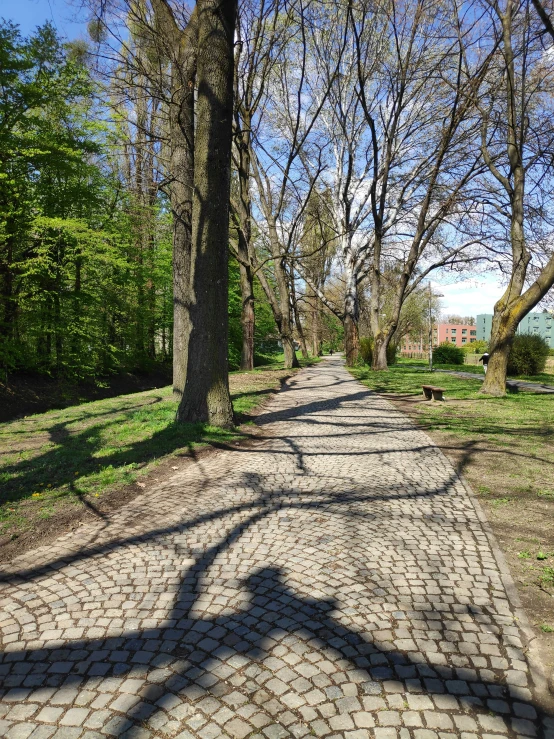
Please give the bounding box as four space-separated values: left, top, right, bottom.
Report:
422 385 445 401
479 352 490 374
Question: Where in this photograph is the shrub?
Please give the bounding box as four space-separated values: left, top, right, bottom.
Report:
359 337 398 366
432 342 465 365
507 333 549 376
461 339 488 354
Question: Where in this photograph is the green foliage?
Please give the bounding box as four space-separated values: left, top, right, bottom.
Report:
358 337 397 366
320 312 344 353
433 341 464 365
462 339 487 354
0 22 173 381
228 256 243 370
507 333 549 376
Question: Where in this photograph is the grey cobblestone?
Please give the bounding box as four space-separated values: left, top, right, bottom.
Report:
0 358 549 736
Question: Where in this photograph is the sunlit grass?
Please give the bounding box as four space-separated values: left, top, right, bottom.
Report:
0 354 318 534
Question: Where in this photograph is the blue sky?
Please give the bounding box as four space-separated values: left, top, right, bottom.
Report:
2 0 88 39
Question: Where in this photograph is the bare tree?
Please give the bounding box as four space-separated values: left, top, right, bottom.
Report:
245 1 341 368
302 1 383 366
297 189 336 356
476 0 554 395
350 0 494 371
231 0 287 370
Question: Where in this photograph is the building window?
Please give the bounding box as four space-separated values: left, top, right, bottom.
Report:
470 338 476 342
451 328 457 334
462 338 467 343
462 329 467 334
470 330 476 336
451 338 456 343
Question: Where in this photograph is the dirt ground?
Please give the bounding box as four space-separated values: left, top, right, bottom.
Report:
381 392 554 690
0 366 173 423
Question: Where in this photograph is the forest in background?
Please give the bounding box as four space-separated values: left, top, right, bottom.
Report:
0 20 338 390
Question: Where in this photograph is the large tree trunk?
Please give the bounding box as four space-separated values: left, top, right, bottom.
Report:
176 0 237 428
480 8 527 397
343 314 359 366
480 298 520 396
372 333 388 371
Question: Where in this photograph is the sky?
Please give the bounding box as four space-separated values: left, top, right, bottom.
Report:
0 1 514 321
2 0 88 40
431 273 504 319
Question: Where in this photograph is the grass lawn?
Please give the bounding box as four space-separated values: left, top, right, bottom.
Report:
402 356 554 385
350 361 554 676
0 354 317 558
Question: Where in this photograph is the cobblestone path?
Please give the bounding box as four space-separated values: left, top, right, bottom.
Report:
1 357 552 739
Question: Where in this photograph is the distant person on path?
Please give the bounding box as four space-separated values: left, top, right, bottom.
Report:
479 352 490 374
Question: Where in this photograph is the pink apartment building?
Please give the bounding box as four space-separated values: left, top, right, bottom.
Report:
401 323 477 354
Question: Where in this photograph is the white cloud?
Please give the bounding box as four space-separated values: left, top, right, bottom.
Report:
430 275 504 318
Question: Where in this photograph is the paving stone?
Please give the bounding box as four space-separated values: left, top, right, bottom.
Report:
0 358 545 738
224 718 252 738
36 707 64 723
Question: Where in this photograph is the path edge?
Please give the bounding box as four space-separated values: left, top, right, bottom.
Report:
454 465 553 707
350 368 554 713
420 419 553 713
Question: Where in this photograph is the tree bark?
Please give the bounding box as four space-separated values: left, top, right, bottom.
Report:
372 333 388 371
343 313 359 367
276 258 300 368
169 13 198 400
291 270 308 359
176 0 237 428
311 294 320 356
234 120 255 371
343 260 359 366
239 257 255 370
480 311 516 396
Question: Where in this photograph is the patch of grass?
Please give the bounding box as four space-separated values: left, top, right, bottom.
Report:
0 358 316 537
518 550 531 559
541 624 554 633
397 357 554 383
539 567 554 588
491 497 512 507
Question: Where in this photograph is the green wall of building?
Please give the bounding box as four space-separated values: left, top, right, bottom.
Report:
476 312 554 348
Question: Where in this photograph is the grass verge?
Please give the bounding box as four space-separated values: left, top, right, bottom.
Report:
0 355 318 558
401 357 554 385
350 361 554 678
